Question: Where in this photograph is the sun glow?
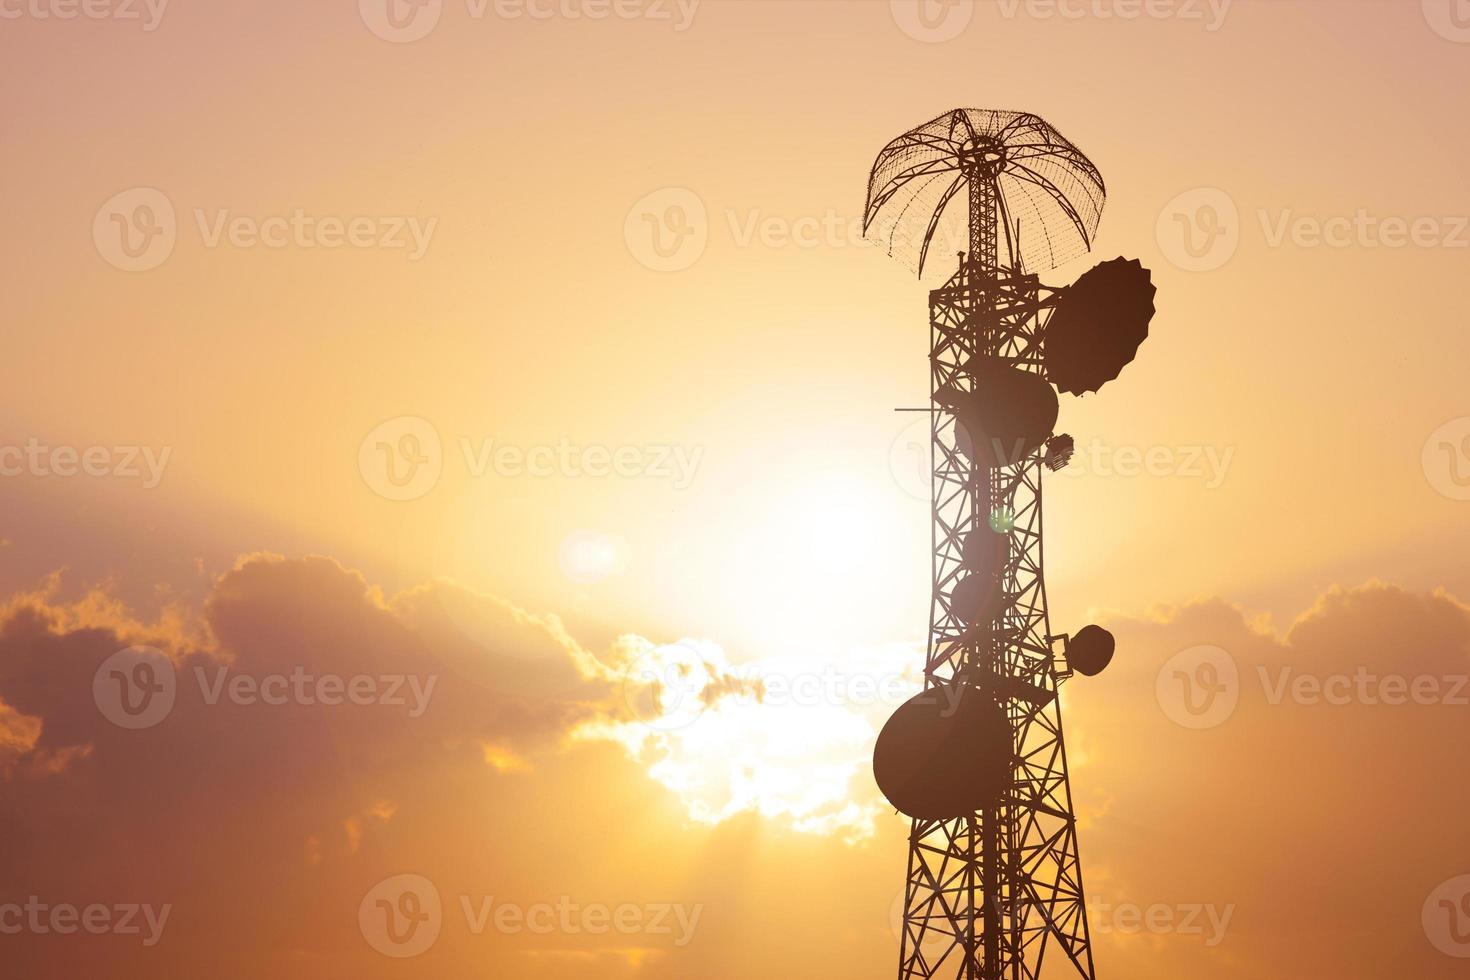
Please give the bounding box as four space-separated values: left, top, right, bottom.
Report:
584 636 923 842
726 478 921 660
565 478 929 841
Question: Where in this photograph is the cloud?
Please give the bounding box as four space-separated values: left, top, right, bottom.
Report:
0 555 665 976
0 553 878 977
581 636 920 844
3 563 1469 979
1065 581 1470 978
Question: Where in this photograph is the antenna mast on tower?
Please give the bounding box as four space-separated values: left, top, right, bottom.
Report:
866 109 1158 980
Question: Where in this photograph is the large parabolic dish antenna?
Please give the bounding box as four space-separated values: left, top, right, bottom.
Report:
1044 257 1157 395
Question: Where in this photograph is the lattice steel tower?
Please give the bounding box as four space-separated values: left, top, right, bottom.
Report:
865 109 1157 980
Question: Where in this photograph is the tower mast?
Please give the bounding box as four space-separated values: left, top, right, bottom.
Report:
866 109 1145 980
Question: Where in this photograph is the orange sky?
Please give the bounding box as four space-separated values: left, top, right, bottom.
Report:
3 2 1470 978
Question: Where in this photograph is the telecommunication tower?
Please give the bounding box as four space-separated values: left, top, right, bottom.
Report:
867 109 1157 980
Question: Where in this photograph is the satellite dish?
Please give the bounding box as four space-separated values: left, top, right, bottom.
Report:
961 527 1008 576
1044 257 1157 395
1064 625 1115 677
950 573 1003 626
951 359 1059 467
1043 434 1076 472
873 685 1012 820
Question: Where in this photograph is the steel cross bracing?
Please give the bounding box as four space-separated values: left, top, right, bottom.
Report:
896 252 1097 980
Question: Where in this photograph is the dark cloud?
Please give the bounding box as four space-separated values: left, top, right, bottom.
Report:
1068 582 1470 979
0 555 634 978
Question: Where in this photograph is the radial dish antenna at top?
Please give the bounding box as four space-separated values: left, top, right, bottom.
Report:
863 109 1106 277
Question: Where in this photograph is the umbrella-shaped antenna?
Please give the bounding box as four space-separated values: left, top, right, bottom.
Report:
864 109 1106 276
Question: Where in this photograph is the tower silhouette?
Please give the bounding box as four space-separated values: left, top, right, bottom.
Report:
866 109 1157 980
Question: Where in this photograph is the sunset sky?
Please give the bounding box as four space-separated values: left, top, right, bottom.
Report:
3 2 1470 977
